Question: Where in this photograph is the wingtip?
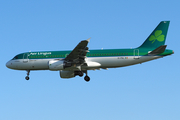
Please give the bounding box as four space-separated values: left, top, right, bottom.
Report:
87 37 91 42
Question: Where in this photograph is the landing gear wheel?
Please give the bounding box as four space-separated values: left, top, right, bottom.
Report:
25 76 30 80
78 71 84 77
84 76 90 82
25 70 30 80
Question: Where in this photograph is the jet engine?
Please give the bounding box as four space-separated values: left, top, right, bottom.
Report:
49 60 73 71
49 60 64 71
60 70 75 78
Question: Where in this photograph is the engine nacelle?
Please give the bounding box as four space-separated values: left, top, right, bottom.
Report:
60 70 75 78
49 60 64 71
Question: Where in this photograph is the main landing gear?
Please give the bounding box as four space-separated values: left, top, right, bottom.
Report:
25 70 30 80
84 75 90 82
84 71 90 82
74 70 90 82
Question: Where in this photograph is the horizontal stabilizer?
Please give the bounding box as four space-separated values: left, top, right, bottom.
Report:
148 45 167 55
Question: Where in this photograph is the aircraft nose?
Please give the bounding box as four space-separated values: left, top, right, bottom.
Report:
6 61 11 68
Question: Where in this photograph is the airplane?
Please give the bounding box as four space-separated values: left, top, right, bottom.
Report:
6 21 174 82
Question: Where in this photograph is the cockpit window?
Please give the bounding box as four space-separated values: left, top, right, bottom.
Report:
12 56 18 60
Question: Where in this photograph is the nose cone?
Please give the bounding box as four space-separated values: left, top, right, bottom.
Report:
6 60 12 69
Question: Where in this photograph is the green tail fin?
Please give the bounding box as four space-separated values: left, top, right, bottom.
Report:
138 21 170 48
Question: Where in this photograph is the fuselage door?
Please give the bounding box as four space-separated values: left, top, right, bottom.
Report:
134 49 139 59
23 53 29 63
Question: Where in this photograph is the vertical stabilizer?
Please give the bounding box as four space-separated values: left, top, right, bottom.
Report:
138 21 170 48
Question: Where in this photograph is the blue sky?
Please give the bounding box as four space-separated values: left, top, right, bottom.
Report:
1 0 180 120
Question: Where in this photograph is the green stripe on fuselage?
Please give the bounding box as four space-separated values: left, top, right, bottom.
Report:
12 48 174 60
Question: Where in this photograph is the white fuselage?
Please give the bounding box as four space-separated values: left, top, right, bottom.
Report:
6 56 161 71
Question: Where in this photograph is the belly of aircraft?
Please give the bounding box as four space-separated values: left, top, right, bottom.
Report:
87 56 161 68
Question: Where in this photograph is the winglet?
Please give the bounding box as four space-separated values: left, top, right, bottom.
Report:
148 45 167 55
86 37 91 42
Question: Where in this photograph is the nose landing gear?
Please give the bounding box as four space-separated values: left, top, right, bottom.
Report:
25 70 30 80
25 76 29 80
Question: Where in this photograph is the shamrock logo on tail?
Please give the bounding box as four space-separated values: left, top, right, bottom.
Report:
149 30 165 43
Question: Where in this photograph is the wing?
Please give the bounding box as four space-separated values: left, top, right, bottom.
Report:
65 38 90 64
